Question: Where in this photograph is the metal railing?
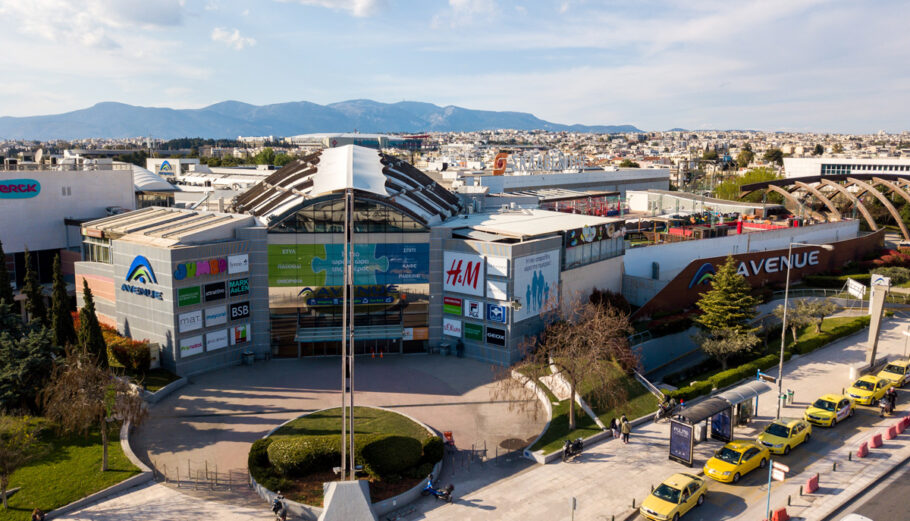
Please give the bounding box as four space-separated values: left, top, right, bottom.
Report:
1 163 132 172
152 458 247 492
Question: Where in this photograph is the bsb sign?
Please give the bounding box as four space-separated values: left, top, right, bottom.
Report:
0 179 41 199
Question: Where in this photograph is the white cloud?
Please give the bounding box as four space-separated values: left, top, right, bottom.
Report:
211 27 256 50
0 0 185 49
281 0 383 17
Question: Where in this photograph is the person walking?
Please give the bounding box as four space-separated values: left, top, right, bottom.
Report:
621 415 631 444
610 417 619 439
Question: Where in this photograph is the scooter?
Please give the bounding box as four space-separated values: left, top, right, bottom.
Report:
271 496 287 521
655 399 679 422
421 474 454 502
562 437 583 462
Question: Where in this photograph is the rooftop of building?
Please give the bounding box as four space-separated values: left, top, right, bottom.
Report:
82 206 255 248
630 189 781 209
232 145 462 226
436 207 622 241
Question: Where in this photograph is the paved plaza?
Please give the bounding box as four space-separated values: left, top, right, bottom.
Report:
59 313 910 521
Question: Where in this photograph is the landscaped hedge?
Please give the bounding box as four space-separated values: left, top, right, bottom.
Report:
360 435 422 477
803 273 871 288
790 315 870 355
267 435 345 477
421 436 444 466
265 432 430 480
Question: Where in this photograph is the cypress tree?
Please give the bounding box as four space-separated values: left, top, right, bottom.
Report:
51 254 77 348
0 240 13 307
694 256 760 332
78 279 108 368
21 249 47 326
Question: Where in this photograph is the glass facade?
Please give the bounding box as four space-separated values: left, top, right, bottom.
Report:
268 195 431 357
82 236 112 264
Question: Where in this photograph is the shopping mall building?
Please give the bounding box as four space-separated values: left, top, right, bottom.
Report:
73 145 883 375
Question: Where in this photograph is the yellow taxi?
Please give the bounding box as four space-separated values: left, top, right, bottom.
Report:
703 440 769 483
878 359 910 388
756 418 812 455
804 393 855 427
639 473 707 521
846 375 890 405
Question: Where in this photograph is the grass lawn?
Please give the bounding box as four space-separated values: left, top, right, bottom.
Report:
263 407 432 506
108 355 180 393
525 363 657 455
271 406 431 442
1 424 140 521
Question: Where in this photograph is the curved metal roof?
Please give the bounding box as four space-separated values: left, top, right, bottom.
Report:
130 164 179 193
714 380 772 406
231 145 462 225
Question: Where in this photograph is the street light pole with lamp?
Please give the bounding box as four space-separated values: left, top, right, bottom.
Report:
776 241 835 419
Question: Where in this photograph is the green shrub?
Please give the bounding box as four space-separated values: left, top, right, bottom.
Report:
108 337 151 374
361 435 422 477
803 273 871 288
267 435 341 476
249 438 273 470
665 380 713 401
421 436 444 465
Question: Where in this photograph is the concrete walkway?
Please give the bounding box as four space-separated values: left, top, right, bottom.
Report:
59 313 910 521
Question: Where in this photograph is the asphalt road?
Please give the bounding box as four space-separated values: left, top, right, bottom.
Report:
638 400 899 521
824 453 910 520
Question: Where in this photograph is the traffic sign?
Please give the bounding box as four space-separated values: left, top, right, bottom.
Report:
772 461 790 473
771 469 786 481
758 372 777 384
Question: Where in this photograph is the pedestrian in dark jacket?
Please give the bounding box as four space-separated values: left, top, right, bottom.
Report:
610 417 620 439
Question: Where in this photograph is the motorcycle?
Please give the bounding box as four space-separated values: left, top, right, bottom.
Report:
562 437 583 462
654 399 679 422
271 495 287 521
421 474 454 503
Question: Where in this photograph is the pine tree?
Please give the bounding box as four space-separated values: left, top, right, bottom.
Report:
694 256 760 332
78 279 108 368
50 254 77 348
21 249 47 326
0 240 13 308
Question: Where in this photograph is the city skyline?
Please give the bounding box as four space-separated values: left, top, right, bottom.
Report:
0 0 908 133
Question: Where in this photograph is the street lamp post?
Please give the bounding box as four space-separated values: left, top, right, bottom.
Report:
776 241 835 419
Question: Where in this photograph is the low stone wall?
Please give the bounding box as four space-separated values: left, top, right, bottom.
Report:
143 377 188 404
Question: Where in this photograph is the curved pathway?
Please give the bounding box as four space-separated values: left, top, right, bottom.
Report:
131 355 544 496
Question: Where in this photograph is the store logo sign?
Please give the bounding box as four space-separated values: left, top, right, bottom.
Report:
158 160 173 174
688 263 715 289
121 255 163 299
486 327 506 346
174 258 228 280
0 179 41 199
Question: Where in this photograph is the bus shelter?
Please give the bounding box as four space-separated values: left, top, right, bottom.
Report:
668 381 772 466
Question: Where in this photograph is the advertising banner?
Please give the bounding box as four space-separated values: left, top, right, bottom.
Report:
486 279 508 300
403 327 429 341
179 335 204 358
178 310 203 333
230 301 251 321
443 318 462 337
204 281 226 302
513 250 560 322
268 243 428 286
487 256 509 277
228 277 249 296
177 286 201 307
463 322 484 341
443 296 463 315
710 408 733 443
204 306 227 327
463 299 483 320
298 285 399 306
230 324 250 345
443 251 485 296
228 254 249 274
206 329 228 351
669 420 694 466
486 303 507 323
485 326 506 346
847 278 866 299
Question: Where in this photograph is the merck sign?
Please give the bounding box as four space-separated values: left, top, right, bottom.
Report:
0 179 41 199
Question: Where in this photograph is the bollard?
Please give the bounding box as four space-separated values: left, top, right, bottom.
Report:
632 498 636 509
787 495 791 506
176 466 180 488
849 451 852 461
205 461 209 480
885 426 897 440
870 433 883 448
163 464 167 483
856 441 869 459
651 484 654 492
805 473 819 494
833 461 837 471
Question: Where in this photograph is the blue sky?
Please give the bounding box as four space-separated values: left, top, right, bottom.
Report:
0 0 907 133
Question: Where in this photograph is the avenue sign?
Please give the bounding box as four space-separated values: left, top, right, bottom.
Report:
734 250 820 277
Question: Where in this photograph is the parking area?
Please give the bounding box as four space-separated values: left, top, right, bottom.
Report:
130 354 545 494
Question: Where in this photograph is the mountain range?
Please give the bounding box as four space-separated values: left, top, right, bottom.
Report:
0 99 641 140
